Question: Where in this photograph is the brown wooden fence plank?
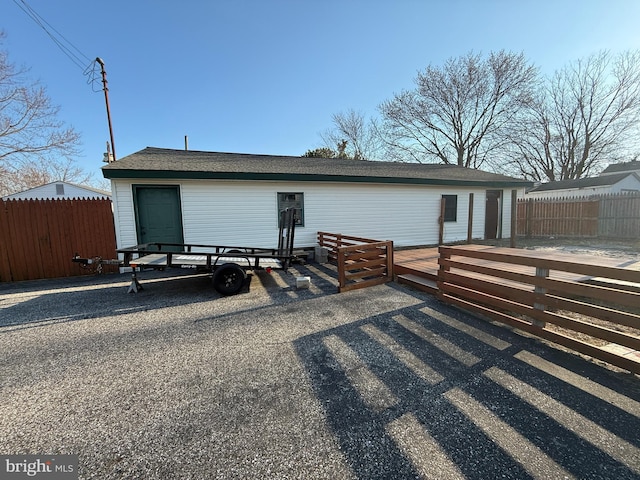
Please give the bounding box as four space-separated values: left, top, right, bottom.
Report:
49 199 66 277
52 199 73 277
0 201 13 281
544 295 640 329
40 200 55 278
339 276 389 292
7 200 26 281
519 193 639 238
14 200 35 281
437 244 640 374
441 292 640 374
0 198 117 281
345 266 388 281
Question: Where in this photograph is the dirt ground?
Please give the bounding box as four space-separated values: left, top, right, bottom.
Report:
483 236 640 261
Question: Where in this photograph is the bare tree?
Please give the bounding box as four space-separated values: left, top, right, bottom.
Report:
0 33 85 196
379 51 538 167
320 109 383 160
505 50 640 181
0 157 94 197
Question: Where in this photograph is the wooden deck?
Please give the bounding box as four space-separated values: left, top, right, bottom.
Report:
394 248 440 293
394 245 640 294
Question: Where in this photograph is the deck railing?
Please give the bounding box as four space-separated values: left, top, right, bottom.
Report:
317 232 394 292
437 245 640 374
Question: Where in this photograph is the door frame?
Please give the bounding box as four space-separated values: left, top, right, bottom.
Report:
132 184 184 246
484 189 503 240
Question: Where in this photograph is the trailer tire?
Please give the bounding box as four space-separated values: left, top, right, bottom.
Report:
213 263 246 295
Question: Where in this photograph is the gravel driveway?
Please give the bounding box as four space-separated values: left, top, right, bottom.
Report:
1 264 639 479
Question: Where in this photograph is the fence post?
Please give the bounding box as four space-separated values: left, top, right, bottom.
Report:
336 246 346 292
532 266 548 327
510 190 517 248
436 246 450 301
438 197 445 245
526 198 533 238
467 193 474 244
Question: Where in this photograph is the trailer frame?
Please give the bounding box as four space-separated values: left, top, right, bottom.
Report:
79 208 298 295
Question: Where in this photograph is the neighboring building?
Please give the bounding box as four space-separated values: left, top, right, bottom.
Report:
525 172 640 199
102 147 532 249
600 160 640 177
2 181 111 200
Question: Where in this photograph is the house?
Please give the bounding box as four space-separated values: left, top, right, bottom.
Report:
600 160 640 177
102 147 532 250
525 172 640 199
2 181 111 200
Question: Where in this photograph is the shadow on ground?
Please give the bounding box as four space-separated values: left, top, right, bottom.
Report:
0 263 339 331
294 290 640 479
2 262 639 479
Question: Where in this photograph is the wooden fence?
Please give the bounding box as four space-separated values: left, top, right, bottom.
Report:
317 232 394 292
0 198 117 282
517 193 640 238
437 244 640 374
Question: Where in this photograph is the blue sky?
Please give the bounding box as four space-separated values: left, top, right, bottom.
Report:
2 0 640 180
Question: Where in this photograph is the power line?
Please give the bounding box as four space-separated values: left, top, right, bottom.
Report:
10 0 115 157
12 0 93 73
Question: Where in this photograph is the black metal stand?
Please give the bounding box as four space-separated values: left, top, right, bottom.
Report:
127 270 143 293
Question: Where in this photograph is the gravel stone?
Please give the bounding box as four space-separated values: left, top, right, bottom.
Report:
1 265 638 479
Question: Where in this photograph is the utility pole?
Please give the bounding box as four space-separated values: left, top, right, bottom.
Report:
96 57 116 162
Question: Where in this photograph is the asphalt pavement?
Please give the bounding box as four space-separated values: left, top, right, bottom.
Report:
1 264 639 479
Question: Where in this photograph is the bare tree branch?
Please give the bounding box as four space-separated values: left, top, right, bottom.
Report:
319 109 384 160
0 32 86 196
379 51 538 168
505 50 640 181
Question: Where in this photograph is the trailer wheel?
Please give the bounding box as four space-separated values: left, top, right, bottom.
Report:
212 263 246 295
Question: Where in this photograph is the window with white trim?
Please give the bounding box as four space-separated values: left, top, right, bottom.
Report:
442 194 457 222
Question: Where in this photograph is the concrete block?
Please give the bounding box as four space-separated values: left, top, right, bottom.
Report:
296 276 311 289
315 246 329 263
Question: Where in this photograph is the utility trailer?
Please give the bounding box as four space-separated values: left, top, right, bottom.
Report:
76 208 298 296
119 243 295 295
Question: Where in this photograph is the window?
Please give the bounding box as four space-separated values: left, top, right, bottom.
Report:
55 183 65 196
442 194 457 222
277 192 304 226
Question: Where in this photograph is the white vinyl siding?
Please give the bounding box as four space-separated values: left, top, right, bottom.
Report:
110 178 521 249
111 181 139 248
3 182 110 200
524 175 640 199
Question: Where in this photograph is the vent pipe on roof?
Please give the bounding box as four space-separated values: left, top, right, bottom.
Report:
185 135 188 151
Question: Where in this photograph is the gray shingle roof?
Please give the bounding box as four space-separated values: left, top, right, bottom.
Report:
601 160 640 175
527 172 638 192
102 147 531 187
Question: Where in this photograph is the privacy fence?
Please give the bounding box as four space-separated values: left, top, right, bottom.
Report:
0 198 117 282
517 193 640 238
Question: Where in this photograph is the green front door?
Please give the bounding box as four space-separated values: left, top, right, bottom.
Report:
134 186 184 248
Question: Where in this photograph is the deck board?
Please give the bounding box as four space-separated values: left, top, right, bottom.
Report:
131 253 283 269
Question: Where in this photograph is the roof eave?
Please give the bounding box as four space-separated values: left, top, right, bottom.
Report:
102 169 531 188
